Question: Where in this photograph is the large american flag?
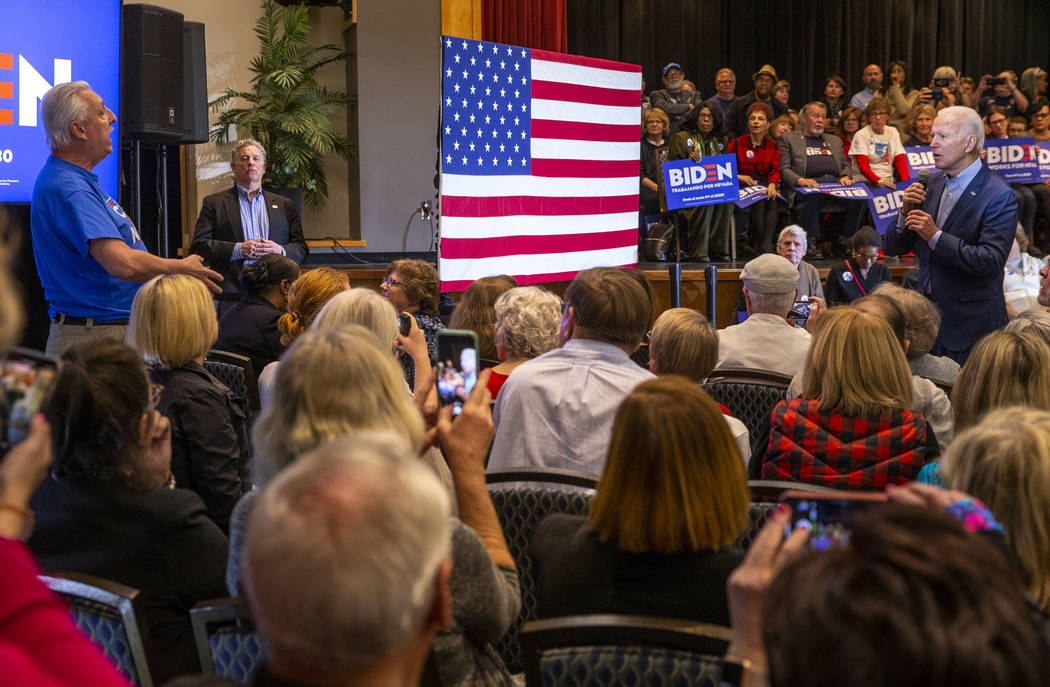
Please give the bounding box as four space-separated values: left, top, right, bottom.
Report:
438 36 642 291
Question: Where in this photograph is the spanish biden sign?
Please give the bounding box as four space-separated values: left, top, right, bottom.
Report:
662 154 738 209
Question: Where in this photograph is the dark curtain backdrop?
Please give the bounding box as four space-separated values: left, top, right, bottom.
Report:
567 0 1049 104
483 0 568 52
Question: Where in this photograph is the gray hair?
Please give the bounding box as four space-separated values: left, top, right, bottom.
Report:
800 101 827 120
1021 67 1047 97
312 288 399 349
748 289 796 316
778 225 808 253
232 138 267 163
493 286 562 359
872 282 941 359
938 105 984 152
1006 309 1050 348
41 81 92 150
932 65 957 81
245 431 451 676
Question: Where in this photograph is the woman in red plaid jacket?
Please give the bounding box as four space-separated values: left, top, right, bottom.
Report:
761 307 933 489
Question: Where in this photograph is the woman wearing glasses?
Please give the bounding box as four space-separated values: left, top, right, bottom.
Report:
380 259 445 385
29 339 228 683
666 103 733 261
825 227 892 305
849 97 909 189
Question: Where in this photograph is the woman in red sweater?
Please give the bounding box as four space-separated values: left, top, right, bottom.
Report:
729 101 781 254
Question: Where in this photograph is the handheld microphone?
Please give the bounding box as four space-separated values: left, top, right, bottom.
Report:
918 168 931 189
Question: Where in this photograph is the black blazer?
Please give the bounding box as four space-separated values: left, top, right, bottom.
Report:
215 291 287 379
190 186 308 296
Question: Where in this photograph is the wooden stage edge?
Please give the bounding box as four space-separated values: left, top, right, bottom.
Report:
333 256 919 331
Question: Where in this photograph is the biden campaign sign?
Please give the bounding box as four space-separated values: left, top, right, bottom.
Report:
904 146 936 178
663 154 738 210
984 138 1040 184
0 0 121 202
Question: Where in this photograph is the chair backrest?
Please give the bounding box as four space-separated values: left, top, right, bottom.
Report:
747 479 839 503
205 349 260 417
701 370 791 455
190 597 264 682
486 468 599 674
519 615 741 687
40 572 154 687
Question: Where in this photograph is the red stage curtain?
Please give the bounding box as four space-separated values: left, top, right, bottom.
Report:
482 0 567 53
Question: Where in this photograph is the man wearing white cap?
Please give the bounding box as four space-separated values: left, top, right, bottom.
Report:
717 254 812 376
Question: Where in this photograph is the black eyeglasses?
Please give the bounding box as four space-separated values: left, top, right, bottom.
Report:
853 251 879 262
382 277 405 288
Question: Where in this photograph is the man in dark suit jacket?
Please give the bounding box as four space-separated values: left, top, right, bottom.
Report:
191 138 308 298
779 101 864 244
885 106 1017 364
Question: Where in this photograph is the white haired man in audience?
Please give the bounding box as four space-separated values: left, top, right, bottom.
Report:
717 254 812 377
776 225 824 301
487 267 653 475
243 433 452 687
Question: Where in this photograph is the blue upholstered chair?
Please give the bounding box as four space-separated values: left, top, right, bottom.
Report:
190 597 264 683
486 468 599 674
519 615 741 687
40 572 154 687
204 349 259 418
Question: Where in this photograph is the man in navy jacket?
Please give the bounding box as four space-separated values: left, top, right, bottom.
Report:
885 106 1017 364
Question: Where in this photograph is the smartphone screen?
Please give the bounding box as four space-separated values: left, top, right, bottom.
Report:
435 330 479 417
783 492 886 551
0 347 59 451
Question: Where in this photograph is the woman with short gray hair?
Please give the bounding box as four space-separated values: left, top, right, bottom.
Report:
488 286 562 397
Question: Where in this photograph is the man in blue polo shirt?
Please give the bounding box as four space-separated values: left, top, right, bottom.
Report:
31 81 221 355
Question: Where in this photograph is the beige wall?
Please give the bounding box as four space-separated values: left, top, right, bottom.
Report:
153 0 350 242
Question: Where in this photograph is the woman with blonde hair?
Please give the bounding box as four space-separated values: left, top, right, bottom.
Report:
648 307 752 463
128 274 250 532
257 266 350 401
939 406 1050 611
949 329 1050 433
230 326 521 686
641 107 670 219
311 288 434 399
762 307 930 489
487 285 561 397
532 376 749 624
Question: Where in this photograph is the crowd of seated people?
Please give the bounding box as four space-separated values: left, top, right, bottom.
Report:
640 60 1050 260
6 240 1050 687
14 60 1050 682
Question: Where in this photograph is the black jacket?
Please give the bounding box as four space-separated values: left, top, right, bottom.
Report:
29 476 228 683
215 291 286 379
150 362 251 532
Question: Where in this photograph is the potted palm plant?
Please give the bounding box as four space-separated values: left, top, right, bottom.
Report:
210 0 355 211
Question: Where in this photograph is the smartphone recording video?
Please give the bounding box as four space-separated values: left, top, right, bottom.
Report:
0 347 59 451
782 491 886 551
435 329 480 417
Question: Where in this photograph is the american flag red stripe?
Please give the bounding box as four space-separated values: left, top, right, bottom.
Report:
441 194 638 217
439 36 641 290
440 229 639 260
531 119 638 142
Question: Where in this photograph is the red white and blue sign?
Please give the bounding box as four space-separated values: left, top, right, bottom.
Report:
662 154 738 209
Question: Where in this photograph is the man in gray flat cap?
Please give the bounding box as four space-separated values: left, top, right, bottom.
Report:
717 253 814 376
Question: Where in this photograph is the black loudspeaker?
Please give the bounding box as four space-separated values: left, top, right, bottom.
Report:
176 21 208 144
122 4 184 141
